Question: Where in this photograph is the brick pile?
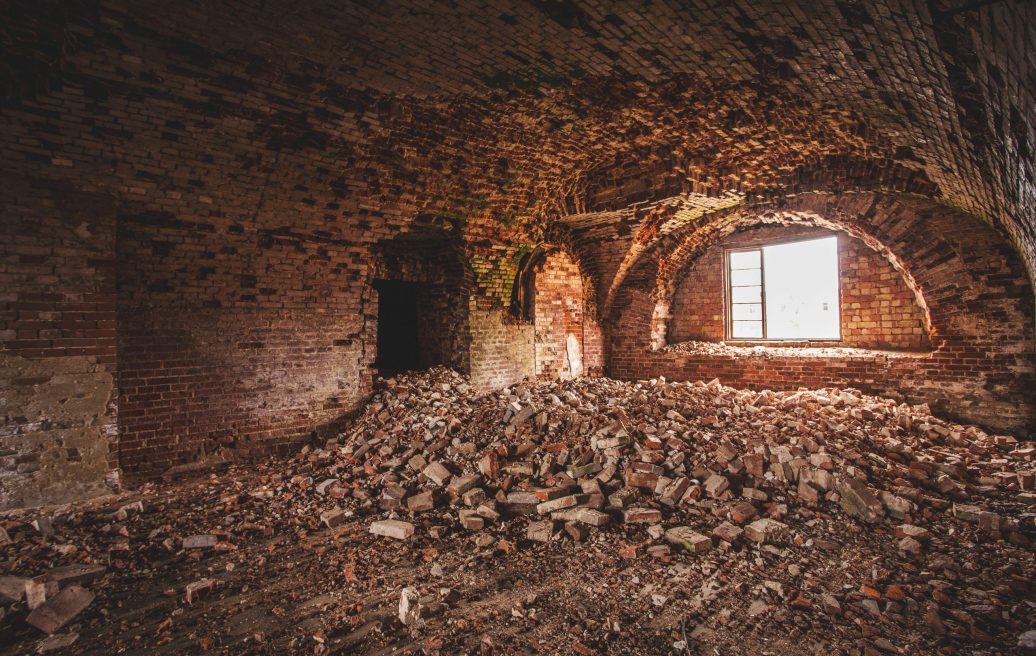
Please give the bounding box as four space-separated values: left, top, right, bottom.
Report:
1 368 1033 653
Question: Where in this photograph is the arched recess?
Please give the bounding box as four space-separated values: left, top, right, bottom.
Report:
510 243 604 380
368 228 472 376
667 224 933 351
647 205 936 351
581 155 1035 321
604 191 1035 435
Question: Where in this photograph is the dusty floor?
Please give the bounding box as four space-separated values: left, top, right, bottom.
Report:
1 370 1035 655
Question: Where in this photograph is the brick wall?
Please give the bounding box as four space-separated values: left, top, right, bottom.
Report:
0 0 1034 505
0 175 117 509
116 212 371 473
468 304 535 392
670 226 929 350
534 251 585 378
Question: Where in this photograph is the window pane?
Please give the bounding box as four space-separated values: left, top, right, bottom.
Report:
731 320 763 338
731 303 762 320
729 250 760 269
730 285 761 303
762 236 840 339
729 267 761 287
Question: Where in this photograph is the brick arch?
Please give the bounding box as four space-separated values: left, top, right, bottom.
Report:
604 191 1035 433
509 233 605 378
649 205 937 351
583 155 939 217
539 226 603 323
593 158 943 320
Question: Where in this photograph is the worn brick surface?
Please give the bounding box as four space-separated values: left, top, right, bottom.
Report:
0 175 117 508
0 1 1034 501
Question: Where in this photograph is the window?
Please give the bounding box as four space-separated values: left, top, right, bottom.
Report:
726 236 840 340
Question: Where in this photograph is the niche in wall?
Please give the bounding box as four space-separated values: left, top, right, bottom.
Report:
511 247 588 379
370 231 471 377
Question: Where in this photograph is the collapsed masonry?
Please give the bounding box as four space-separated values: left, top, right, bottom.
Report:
1 368 1034 654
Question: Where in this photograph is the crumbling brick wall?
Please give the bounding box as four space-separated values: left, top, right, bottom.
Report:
0 0 1034 504
669 226 929 350
0 175 117 509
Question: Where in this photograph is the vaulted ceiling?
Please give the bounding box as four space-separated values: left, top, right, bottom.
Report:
2 0 1034 272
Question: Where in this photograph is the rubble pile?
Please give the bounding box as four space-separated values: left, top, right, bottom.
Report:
1 367 1034 655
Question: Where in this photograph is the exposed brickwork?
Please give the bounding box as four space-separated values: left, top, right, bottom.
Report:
0 174 117 508
670 226 929 350
116 212 371 473
0 1 1034 503
467 306 534 392
533 251 585 379
838 235 929 350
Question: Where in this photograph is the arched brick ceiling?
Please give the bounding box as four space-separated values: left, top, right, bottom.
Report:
2 0 1034 270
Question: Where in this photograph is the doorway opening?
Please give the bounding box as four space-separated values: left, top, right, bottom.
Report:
370 230 471 378
373 279 422 375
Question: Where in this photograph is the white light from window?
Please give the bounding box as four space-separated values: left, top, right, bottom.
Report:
763 236 839 339
728 236 839 340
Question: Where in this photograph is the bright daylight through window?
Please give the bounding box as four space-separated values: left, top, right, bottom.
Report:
726 236 840 340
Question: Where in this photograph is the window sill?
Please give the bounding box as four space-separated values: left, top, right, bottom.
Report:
724 339 843 347
661 340 932 359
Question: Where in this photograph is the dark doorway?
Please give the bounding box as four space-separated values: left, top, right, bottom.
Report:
374 279 421 375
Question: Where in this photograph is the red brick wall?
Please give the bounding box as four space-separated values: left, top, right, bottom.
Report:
534 251 585 378
670 226 929 350
468 307 535 391
116 212 371 473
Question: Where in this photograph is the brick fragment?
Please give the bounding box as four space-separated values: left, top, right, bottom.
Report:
182 534 218 549
407 490 437 512
369 520 415 540
704 474 730 498
712 521 743 543
185 578 217 604
551 508 611 527
622 507 662 524
527 520 555 542
665 526 712 553
422 462 452 486
835 478 884 523
320 507 348 528
744 518 789 544
26 585 94 634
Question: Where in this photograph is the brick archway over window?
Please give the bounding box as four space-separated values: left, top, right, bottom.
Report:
597 192 1035 434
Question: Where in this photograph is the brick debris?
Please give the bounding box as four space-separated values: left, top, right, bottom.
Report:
1 367 1034 654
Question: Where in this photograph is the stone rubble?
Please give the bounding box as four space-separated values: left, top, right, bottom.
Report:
0 367 1034 653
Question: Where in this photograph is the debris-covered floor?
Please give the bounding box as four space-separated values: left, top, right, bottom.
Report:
2 369 1035 655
